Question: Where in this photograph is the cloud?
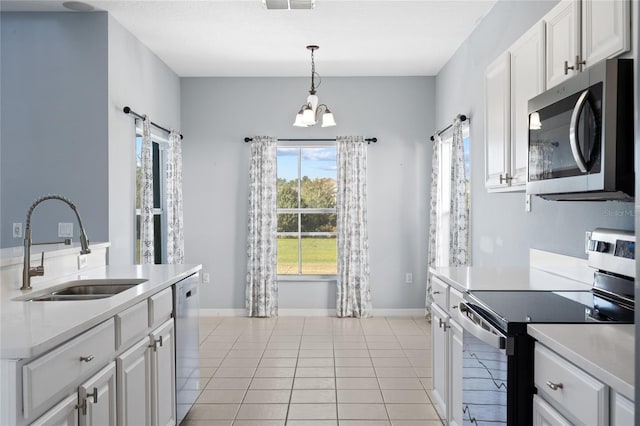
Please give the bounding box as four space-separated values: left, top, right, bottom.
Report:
302 148 336 162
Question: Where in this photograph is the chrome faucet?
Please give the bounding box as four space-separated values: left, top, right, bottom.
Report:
21 195 91 291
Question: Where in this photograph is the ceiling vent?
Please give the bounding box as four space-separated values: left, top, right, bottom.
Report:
263 0 315 10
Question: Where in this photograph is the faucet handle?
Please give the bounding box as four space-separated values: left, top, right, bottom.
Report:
31 252 45 276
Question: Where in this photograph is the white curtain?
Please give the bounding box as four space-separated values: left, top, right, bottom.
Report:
426 118 470 317
165 130 184 264
449 120 469 266
246 136 278 317
140 116 155 264
336 136 372 318
425 134 440 317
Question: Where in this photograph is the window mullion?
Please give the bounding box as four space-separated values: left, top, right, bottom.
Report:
297 147 302 275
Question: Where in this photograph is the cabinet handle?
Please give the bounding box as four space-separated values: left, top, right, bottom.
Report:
546 381 563 391
575 55 586 72
150 335 164 351
79 355 94 363
77 387 98 415
451 305 458 310
564 60 575 75
438 318 449 330
433 291 441 295
499 173 513 184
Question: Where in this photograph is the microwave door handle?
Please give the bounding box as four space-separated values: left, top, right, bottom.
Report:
569 89 590 173
458 303 506 351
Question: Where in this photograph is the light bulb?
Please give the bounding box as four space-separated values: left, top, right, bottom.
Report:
302 107 316 126
321 110 336 127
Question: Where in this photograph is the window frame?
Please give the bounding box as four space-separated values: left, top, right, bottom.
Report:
276 140 338 281
135 122 168 264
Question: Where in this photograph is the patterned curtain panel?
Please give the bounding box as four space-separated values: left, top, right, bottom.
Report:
140 116 155 264
165 130 184 264
449 119 469 266
246 136 278 317
336 136 372 318
425 134 440 318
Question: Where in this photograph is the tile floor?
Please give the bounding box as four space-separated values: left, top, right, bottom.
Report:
182 316 443 426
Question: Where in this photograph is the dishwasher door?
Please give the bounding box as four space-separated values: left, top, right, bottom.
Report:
175 274 200 425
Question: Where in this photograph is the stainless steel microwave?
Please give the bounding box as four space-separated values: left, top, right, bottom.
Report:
527 58 634 201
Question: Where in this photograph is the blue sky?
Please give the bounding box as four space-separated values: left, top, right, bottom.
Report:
277 147 337 181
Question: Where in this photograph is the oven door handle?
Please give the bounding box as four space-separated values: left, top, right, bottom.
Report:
569 89 590 173
459 302 507 351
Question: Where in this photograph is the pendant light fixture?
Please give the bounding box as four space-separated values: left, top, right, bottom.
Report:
293 45 336 128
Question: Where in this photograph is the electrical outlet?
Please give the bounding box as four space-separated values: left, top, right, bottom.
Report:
202 272 210 284
13 222 22 238
78 254 88 270
58 222 73 238
405 272 413 284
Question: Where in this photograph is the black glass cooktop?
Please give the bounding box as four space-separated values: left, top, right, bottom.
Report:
467 290 633 334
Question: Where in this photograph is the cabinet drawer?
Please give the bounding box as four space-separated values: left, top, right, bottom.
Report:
431 276 448 309
149 287 173 328
23 319 115 419
449 287 463 316
116 300 149 348
534 344 607 426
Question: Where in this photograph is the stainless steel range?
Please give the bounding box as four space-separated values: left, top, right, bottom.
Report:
458 229 635 425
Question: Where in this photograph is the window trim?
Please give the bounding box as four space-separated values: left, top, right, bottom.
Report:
276 142 338 280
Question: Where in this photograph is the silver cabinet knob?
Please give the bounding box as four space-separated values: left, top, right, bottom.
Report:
149 335 164 351
79 355 94 363
546 381 563 391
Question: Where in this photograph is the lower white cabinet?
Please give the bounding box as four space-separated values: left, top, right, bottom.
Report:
78 363 117 426
151 319 177 426
532 394 571 426
31 394 78 426
117 338 152 426
448 317 463 426
431 302 448 420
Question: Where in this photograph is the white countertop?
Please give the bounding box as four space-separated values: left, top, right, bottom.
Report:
0 263 201 359
0 242 110 268
528 324 635 400
432 266 592 293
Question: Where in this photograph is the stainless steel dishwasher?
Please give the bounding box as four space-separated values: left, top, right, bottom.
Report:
174 273 200 425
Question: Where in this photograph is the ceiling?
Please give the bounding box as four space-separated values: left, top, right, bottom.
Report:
1 0 498 77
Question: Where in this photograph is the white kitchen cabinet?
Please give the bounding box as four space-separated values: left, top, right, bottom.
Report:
485 23 545 192
544 0 630 88
78 362 117 426
509 22 546 188
610 391 634 426
116 337 152 426
31 394 78 426
448 316 463 426
151 319 176 426
431 302 448 421
532 394 572 426
484 53 511 191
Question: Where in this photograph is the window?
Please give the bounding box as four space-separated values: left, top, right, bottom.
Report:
135 125 166 264
435 122 471 266
276 144 337 277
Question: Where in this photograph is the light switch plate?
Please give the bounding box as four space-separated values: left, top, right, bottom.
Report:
58 222 73 238
13 223 22 238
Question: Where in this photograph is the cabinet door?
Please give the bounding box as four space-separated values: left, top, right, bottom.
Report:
532 394 572 426
117 337 152 426
544 0 580 88
610 391 634 426
431 303 448 421
79 362 117 426
448 318 463 426
484 53 511 190
509 22 546 187
31 394 78 426
581 0 630 69
151 319 176 426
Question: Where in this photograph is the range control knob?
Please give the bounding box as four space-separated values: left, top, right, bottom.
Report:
588 240 609 253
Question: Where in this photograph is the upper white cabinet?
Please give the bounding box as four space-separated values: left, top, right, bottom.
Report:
544 0 630 88
484 53 511 190
509 22 546 187
485 23 545 191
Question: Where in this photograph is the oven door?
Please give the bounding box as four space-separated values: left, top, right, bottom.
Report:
459 302 509 426
527 81 603 195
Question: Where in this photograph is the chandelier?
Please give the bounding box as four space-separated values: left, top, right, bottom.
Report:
293 45 336 127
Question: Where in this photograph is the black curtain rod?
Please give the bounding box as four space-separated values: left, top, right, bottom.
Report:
430 114 468 141
244 137 378 144
123 106 183 140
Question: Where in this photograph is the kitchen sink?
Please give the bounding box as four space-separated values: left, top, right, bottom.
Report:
15 279 147 301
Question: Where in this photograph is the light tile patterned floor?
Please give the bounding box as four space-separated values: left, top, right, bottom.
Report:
182 316 443 426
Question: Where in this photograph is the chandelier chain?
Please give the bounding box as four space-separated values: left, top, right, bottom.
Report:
309 48 316 94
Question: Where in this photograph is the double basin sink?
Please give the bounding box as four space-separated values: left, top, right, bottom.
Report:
15 279 148 302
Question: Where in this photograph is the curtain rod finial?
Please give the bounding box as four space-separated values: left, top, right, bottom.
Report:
244 137 252 143
123 106 131 114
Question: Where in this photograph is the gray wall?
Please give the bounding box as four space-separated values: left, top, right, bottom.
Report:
107 16 181 265
1 13 109 247
436 0 635 266
181 77 434 310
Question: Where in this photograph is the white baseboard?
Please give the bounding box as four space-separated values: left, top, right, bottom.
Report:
199 308 425 317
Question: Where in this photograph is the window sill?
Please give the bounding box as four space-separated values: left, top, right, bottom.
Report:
277 275 337 282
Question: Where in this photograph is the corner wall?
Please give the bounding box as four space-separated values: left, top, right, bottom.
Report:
181 77 434 311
